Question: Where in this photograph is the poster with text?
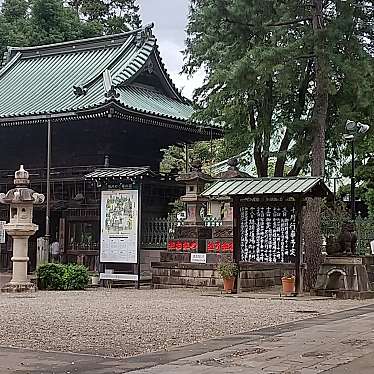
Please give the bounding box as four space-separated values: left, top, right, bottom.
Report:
100 190 139 263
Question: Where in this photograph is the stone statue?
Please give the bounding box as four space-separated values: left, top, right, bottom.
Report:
326 221 357 256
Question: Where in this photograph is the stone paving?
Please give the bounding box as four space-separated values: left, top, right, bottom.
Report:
1 300 374 373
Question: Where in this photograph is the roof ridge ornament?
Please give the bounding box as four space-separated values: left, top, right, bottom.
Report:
103 69 120 99
135 23 154 48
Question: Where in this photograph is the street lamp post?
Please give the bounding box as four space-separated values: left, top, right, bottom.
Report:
344 120 370 221
350 139 356 220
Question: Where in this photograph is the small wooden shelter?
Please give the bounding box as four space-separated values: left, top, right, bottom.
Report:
202 176 331 293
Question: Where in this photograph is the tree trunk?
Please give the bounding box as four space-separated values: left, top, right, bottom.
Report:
274 59 314 177
303 0 329 291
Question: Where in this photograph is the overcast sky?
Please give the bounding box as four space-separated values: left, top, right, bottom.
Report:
137 0 204 98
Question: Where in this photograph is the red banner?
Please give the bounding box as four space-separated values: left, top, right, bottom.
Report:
206 240 233 253
168 240 198 252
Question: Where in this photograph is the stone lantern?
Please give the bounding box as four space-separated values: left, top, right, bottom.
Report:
0 165 45 292
177 160 213 225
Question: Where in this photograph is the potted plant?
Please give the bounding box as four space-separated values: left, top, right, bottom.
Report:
281 273 295 295
91 272 100 287
217 261 238 293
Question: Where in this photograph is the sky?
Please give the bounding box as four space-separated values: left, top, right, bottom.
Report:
137 0 204 98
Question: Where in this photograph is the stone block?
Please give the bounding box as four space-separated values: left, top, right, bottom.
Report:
170 269 182 277
324 256 362 265
314 256 374 299
240 278 256 289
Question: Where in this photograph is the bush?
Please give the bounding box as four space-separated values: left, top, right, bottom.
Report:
217 260 238 279
37 263 90 290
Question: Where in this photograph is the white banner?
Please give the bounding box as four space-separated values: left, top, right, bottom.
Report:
100 190 139 263
191 253 207 264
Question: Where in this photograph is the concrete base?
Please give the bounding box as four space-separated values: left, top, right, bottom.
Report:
1 282 36 293
312 289 374 300
313 256 373 299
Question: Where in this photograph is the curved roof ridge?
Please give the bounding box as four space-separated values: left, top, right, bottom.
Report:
111 35 156 87
152 42 187 103
7 24 154 53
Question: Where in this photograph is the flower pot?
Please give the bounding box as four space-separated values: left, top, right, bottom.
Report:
281 276 295 294
91 275 100 287
223 277 235 293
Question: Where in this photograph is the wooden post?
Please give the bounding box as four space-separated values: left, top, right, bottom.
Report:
295 199 304 295
136 181 143 289
232 196 241 293
45 117 52 253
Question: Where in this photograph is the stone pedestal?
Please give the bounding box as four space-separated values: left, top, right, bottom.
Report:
2 228 37 292
313 256 374 299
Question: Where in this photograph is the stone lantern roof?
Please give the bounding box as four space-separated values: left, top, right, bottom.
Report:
0 165 45 205
176 160 214 183
217 158 251 179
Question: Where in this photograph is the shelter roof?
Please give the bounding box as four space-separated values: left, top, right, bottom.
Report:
85 166 152 179
0 24 220 135
201 177 330 198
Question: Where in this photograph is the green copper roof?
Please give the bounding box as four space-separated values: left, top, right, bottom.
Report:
0 25 202 127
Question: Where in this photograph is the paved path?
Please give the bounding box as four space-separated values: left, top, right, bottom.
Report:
1 303 374 373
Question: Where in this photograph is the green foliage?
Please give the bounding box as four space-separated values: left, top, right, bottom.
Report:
0 0 141 62
184 0 374 177
217 260 238 279
37 263 90 290
68 0 141 33
160 139 226 174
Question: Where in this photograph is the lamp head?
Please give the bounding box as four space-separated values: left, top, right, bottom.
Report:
345 120 357 132
357 122 370 134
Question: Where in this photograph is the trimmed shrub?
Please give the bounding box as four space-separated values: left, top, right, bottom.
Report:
37 263 90 290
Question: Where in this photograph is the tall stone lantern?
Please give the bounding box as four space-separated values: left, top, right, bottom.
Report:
0 165 45 292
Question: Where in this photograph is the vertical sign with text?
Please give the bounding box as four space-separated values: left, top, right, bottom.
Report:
100 190 139 263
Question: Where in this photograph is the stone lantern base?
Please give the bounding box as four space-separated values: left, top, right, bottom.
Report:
1 282 36 293
312 256 374 299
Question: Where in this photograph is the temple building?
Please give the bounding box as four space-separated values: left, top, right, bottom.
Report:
0 24 221 271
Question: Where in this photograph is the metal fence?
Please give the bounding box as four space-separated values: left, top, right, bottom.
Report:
141 216 223 248
141 217 184 248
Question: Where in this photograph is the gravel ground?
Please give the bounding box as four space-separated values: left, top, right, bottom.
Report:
0 288 369 358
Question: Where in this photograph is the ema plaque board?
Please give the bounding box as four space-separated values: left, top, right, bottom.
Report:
100 190 139 263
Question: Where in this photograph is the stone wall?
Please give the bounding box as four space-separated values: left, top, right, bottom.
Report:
151 261 295 290
362 256 374 285
240 263 295 291
140 249 162 277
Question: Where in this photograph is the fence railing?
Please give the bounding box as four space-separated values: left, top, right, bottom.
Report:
141 216 224 248
141 217 183 248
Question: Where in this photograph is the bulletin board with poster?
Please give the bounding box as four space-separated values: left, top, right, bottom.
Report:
100 190 139 264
